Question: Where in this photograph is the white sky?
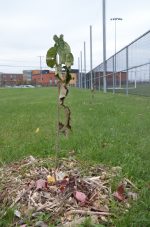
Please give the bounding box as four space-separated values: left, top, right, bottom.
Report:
0 0 150 73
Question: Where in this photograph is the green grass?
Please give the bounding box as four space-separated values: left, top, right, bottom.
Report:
128 83 150 96
0 87 150 226
112 83 150 96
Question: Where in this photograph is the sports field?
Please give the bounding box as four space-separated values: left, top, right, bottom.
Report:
0 87 150 226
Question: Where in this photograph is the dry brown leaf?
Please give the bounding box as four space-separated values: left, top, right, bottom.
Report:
113 183 126 202
35 179 47 190
74 191 87 203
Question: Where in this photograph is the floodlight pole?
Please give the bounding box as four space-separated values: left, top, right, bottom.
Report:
110 17 123 55
78 57 80 88
84 41 87 89
102 0 107 93
110 17 123 92
90 25 93 90
149 60 150 83
80 51 83 88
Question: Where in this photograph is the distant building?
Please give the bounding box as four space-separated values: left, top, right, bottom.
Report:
0 73 24 86
31 69 78 87
23 70 32 82
32 70 56 86
94 71 127 87
69 69 78 86
0 69 78 87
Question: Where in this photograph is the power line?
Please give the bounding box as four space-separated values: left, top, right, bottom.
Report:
0 64 42 68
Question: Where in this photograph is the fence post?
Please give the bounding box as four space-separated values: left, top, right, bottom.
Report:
78 57 80 88
126 46 129 95
98 71 100 90
149 62 150 83
80 51 83 88
90 25 93 90
134 71 137 88
84 41 86 89
113 55 115 94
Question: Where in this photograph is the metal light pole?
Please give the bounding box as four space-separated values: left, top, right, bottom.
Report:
149 60 150 83
102 0 107 93
80 51 83 88
110 18 123 92
110 18 123 59
126 46 128 95
78 57 80 88
84 41 86 89
90 25 93 90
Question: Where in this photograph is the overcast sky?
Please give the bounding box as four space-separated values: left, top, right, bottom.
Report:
0 0 150 73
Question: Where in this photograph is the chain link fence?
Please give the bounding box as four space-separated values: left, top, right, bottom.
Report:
79 30 150 96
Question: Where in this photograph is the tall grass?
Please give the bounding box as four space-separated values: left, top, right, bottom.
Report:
0 87 150 226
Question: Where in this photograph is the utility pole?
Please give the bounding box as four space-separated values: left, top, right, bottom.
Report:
38 56 44 85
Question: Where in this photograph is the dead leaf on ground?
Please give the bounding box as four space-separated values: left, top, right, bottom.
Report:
74 191 87 203
113 183 126 202
35 179 47 190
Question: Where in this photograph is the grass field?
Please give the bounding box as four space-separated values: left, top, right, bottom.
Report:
109 83 150 97
0 87 150 226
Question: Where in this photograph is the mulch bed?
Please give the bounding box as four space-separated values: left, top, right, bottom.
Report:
0 155 138 226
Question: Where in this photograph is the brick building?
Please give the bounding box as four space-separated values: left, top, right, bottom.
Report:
93 71 127 88
32 69 78 87
0 73 24 86
32 70 56 86
23 70 32 83
0 69 78 87
69 69 78 86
